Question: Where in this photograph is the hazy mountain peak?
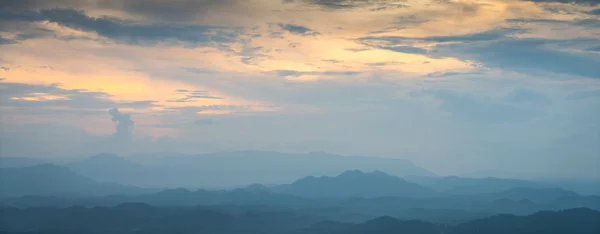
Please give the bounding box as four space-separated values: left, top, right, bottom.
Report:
337 169 393 178
278 169 436 198
363 216 400 226
372 170 387 175
338 169 366 177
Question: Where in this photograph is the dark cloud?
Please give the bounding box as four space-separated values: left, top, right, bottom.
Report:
573 19 600 28
165 89 223 103
0 37 16 45
383 46 428 54
118 100 159 108
0 81 157 109
358 28 523 55
505 18 600 29
166 96 223 103
108 108 134 141
589 8 600 15
98 0 239 22
273 70 361 77
505 18 569 24
433 38 600 78
0 0 89 10
586 46 600 51
0 8 240 46
359 28 600 78
236 44 272 65
521 0 599 4
292 0 365 9
425 71 485 78
290 0 408 10
165 105 255 116
362 28 524 44
104 108 135 151
1 0 240 22
364 61 404 66
279 24 320 36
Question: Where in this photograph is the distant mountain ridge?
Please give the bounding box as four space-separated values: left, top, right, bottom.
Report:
403 175 548 195
475 187 580 203
318 208 600 234
6 151 599 195
274 170 437 198
0 164 152 198
2 205 598 234
63 151 436 188
65 153 164 187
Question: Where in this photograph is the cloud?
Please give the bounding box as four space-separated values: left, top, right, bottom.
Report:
99 0 240 22
164 105 257 116
1 0 88 10
382 46 428 55
574 19 600 28
504 18 600 29
0 8 240 46
272 70 361 77
0 37 16 45
165 89 224 103
433 38 600 78
302 0 360 9
1 0 241 22
360 28 523 44
291 0 408 10
505 18 569 24
108 108 135 138
278 24 320 36
425 71 485 78
589 8 600 15
521 0 599 4
359 28 600 78
0 81 157 109
2 0 599 179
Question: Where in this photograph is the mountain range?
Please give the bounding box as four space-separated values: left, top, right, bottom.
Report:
0 164 151 197
2 164 599 224
4 152 599 195
273 170 436 198
2 205 598 234
64 151 435 188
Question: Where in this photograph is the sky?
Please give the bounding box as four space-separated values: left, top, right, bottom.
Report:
0 0 599 179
